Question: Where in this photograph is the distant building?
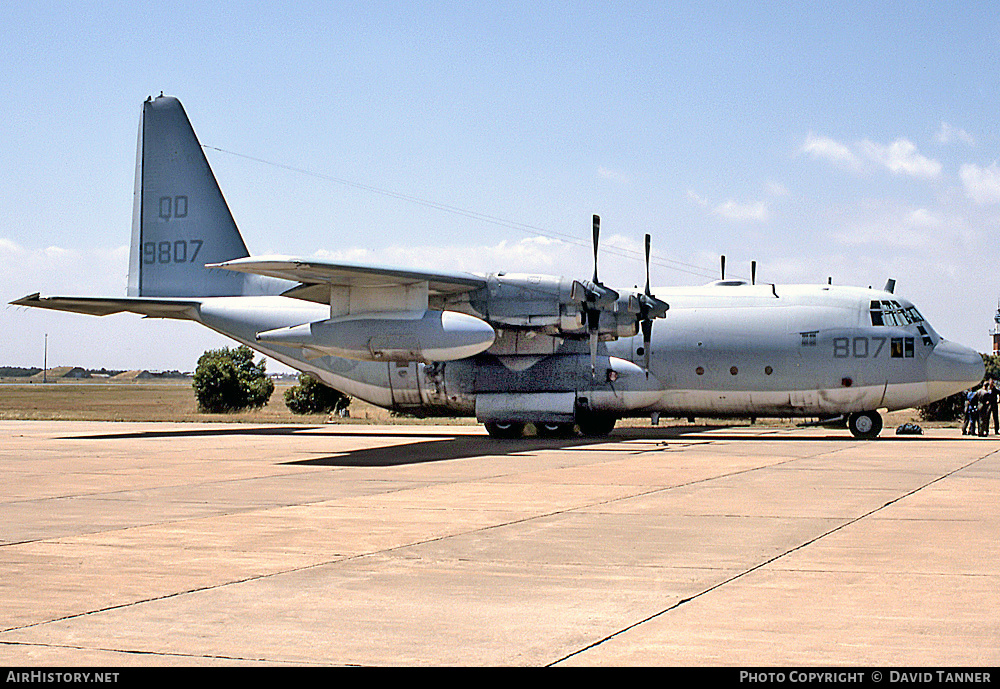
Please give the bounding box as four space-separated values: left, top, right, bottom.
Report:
112 370 154 381
29 366 90 381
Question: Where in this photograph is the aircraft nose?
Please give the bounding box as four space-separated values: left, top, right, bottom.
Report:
926 340 984 401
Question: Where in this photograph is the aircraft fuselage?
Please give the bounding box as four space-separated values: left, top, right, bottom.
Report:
190 278 983 429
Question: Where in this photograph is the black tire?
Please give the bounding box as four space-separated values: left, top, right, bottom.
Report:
576 412 617 437
535 422 575 438
848 411 882 439
484 421 526 439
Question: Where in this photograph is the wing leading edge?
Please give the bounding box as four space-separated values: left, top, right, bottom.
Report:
211 256 487 305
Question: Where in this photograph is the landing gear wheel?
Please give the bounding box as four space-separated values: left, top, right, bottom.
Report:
848 411 883 439
484 421 526 439
576 412 617 437
535 422 575 438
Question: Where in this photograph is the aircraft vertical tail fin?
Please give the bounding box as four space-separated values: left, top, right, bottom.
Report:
127 94 254 297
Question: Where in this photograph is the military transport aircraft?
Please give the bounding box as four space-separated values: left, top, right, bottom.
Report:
11 95 985 438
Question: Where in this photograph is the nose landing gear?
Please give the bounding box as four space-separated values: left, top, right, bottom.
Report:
848 411 883 439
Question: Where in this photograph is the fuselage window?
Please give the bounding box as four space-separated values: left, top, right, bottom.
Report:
801 331 817 346
890 337 916 358
917 325 932 346
870 301 924 327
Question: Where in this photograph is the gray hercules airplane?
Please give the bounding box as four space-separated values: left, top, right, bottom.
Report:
12 95 986 438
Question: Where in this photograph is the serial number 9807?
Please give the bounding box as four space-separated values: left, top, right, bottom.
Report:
142 239 203 265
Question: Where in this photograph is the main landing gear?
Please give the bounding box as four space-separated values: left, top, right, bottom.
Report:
483 414 617 439
847 411 883 439
483 421 526 439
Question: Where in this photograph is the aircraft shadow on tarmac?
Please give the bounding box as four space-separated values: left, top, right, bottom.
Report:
58 423 965 468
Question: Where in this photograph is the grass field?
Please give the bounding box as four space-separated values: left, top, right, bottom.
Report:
0 379 413 425
0 378 940 431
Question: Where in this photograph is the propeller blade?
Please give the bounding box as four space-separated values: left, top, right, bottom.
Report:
641 318 652 376
720 255 726 280
644 233 652 296
637 234 665 376
589 329 598 377
751 260 757 285
592 215 601 283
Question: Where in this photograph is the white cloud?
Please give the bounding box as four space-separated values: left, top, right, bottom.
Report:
316 236 585 276
907 208 941 229
829 202 965 254
686 190 709 207
597 166 630 185
801 133 941 179
688 190 769 222
799 132 861 170
766 181 790 197
936 122 975 147
1 238 129 297
959 162 1000 205
861 138 942 179
712 199 769 222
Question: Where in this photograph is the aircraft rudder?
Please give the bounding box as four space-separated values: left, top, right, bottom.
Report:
127 94 251 298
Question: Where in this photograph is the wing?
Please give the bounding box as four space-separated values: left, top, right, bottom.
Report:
211 256 487 306
10 293 199 319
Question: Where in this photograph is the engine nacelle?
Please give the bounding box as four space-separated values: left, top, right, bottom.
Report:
467 273 646 340
256 310 495 363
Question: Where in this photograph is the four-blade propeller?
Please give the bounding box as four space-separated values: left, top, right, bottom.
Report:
573 215 668 377
571 215 620 376
636 233 669 376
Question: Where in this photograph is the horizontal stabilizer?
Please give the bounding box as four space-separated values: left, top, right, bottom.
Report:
10 293 199 319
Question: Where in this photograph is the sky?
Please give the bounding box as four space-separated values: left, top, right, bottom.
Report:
3 1 1000 373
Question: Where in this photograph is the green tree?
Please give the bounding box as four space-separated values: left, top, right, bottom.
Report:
284 373 350 415
919 391 967 421
983 352 1000 382
192 345 274 413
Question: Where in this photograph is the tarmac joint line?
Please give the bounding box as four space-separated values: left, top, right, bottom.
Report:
547 446 1000 666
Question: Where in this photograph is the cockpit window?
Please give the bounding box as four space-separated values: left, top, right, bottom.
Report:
870 300 924 327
